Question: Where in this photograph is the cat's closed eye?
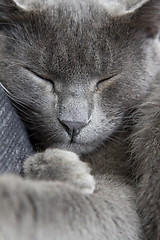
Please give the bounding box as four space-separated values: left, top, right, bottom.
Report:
24 67 54 87
96 74 118 92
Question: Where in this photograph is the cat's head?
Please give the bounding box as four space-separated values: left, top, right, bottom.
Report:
0 0 160 154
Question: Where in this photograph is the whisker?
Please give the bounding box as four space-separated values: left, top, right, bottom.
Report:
46 133 61 143
0 34 17 42
29 124 47 130
0 83 36 108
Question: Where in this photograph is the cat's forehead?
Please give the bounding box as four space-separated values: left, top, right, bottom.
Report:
7 0 142 78
17 0 127 15
11 0 133 52
40 0 110 28
23 0 125 50
24 10 118 77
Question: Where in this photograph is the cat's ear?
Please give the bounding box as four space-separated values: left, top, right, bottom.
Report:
130 0 160 38
0 0 26 24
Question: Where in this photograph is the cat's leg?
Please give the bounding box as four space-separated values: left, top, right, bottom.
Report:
21 148 142 239
0 174 142 240
131 81 160 240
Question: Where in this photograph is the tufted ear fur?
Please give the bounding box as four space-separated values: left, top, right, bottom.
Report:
130 0 160 38
0 0 26 24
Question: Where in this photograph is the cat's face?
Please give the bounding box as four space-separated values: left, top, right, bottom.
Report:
0 0 160 154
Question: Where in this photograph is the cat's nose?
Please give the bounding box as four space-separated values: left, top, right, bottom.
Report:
59 120 87 139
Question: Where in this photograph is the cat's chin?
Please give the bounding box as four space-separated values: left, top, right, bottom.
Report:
48 141 98 155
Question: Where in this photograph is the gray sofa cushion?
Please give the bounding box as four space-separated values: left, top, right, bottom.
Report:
0 84 34 173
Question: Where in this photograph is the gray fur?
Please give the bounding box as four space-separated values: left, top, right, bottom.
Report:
0 174 140 240
131 77 160 240
0 0 160 239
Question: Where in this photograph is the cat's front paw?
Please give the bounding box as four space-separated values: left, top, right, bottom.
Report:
23 149 95 194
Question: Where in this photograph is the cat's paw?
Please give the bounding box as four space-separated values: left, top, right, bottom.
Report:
23 149 95 194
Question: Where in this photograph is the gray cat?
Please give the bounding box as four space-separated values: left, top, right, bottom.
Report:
0 0 160 239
